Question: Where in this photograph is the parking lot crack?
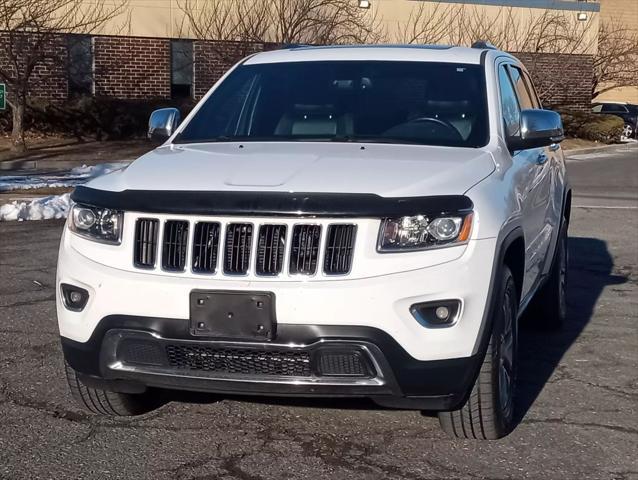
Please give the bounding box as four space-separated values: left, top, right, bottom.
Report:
550 367 638 399
0 294 56 309
0 386 92 424
525 417 638 435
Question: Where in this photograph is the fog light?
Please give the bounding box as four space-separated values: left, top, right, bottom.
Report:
69 291 83 303
435 306 450 321
61 284 89 312
410 300 460 327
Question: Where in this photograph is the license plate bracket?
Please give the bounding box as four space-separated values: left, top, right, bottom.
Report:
189 290 276 340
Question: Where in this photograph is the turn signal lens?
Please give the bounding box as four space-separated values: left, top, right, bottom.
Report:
457 212 474 242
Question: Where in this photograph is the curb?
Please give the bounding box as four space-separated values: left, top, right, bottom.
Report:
564 141 637 156
0 159 37 171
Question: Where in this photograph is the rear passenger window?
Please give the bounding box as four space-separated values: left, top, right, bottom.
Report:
498 65 521 138
602 104 627 113
508 66 535 110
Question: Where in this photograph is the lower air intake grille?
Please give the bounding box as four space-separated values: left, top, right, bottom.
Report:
134 218 159 268
289 225 321 275
192 222 220 274
317 350 371 377
118 339 166 366
324 224 357 275
165 345 312 377
256 225 287 276
162 220 189 271
224 223 253 274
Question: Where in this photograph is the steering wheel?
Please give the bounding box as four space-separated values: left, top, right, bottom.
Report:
384 116 463 142
409 117 462 137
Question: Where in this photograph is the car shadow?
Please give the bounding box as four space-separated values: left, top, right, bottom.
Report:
164 236 627 420
515 236 627 423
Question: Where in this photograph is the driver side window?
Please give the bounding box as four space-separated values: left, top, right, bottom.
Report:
498 65 521 138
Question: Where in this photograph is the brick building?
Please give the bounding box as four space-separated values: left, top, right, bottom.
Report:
597 0 638 103
1 0 615 111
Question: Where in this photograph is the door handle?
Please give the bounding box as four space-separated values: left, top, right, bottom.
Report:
549 143 560 152
536 153 548 165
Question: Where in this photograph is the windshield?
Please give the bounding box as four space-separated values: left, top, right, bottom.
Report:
175 61 489 148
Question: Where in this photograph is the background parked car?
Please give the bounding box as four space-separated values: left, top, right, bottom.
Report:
592 102 638 140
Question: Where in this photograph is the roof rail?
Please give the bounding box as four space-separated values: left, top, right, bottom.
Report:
471 40 498 50
282 44 312 50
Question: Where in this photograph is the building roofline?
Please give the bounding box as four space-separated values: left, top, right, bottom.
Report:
413 0 600 12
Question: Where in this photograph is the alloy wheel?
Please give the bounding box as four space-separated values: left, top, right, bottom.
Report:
498 286 516 422
622 124 634 140
558 234 568 319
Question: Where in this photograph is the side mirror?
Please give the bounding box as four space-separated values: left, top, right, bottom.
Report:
508 109 565 151
148 108 181 141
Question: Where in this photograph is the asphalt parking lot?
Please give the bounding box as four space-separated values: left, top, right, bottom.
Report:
0 144 636 480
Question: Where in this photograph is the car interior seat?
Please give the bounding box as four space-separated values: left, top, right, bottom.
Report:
275 104 354 137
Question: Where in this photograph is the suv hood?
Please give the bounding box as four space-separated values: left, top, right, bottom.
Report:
87 142 495 197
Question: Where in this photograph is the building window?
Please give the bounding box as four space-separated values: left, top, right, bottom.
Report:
68 35 93 97
171 40 193 99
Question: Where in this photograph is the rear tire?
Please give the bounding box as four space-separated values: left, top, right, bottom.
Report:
622 123 634 140
438 266 518 440
64 362 159 416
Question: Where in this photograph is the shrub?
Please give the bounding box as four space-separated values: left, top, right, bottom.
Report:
0 96 195 140
560 110 624 144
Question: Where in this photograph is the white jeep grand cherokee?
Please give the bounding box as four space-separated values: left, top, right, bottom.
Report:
57 44 570 440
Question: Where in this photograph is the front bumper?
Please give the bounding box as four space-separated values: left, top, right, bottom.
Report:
57 228 497 409
57 229 497 362
62 317 483 410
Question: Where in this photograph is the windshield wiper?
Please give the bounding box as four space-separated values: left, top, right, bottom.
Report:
174 135 426 145
330 135 423 145
174 135 337 144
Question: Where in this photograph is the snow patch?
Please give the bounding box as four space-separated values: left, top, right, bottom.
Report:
0 162 129 191
0 161 129 221
0 193 71 221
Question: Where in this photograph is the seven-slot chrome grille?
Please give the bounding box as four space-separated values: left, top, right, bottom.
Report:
133 218 357 277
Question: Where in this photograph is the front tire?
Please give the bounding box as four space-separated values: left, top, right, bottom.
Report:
438 266 518 440
64 362 160 416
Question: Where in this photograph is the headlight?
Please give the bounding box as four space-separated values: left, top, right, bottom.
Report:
69 204 123 244
378 213 473 252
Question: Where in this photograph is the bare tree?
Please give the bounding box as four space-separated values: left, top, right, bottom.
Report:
593 19 638 98
396 2 463 45
176 0 383 98
397 4 598 55
0 0 128 152
177 0 383 58
399 4 638 101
